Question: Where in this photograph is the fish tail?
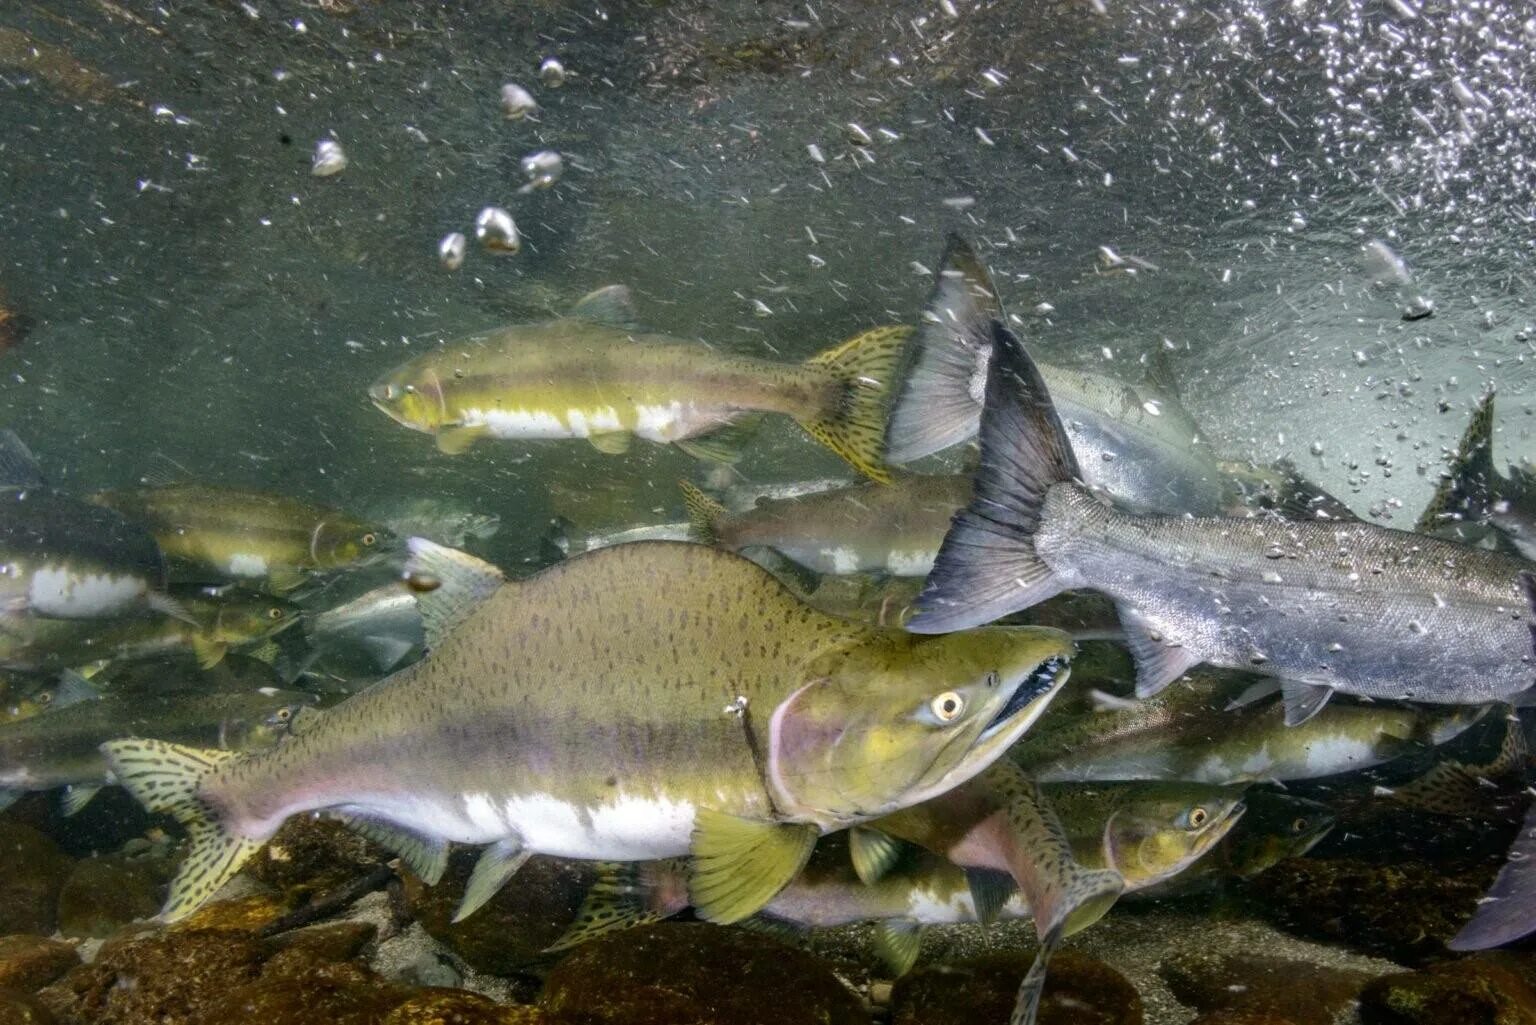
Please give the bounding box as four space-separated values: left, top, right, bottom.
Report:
677 480 726 546
99 739 261 922
1417 389 1496 531
884 234 1003 464
906 319 1081 634
800 325 913 483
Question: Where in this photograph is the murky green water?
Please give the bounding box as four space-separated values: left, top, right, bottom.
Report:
2 2 1534 1023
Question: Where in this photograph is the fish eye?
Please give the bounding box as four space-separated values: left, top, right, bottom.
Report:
1188 806 1209 828
1292 817 1309 833
274 707 292 722
929 691 966 722
37 691 52 706
362 533 377 547
403 384 417 394
267 606 285 620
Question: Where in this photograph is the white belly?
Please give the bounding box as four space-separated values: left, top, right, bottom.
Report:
466 406 625 441
28 567 145 618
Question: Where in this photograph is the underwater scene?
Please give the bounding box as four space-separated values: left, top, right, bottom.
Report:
2 0 1536 1023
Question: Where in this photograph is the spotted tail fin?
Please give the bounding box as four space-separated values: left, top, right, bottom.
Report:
99 739 260 922
801 325 913 484
678 480 726 546
1418 390 1497 531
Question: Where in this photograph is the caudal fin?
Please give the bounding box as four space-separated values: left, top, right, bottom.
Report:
907 320 1082 634
801 325 913 484
99 739 260 922
545 860 688 952
1418 390 1497 532
885 234 1003 464
677 480 726 546
1451 800 1536 950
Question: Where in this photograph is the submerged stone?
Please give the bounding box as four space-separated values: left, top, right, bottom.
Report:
56 855 166 939
0 938 78 994
0 991 56 1025
1359 952 1536 1025
382 990 554 1025
248 818 388 898
1160 951 1376 1025
890 950 1141 1025
0 825 73 937
542 922 869 1025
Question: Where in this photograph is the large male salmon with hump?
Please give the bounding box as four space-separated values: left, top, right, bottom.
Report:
908 319 1536 726
368 285 911 482
102 539 1072 925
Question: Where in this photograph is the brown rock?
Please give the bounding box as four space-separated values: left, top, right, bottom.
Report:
1247 858 1485 965
1360 952 1536 1025
265 921 378 964
891 950 1141 1025
1160 951 1375 1025
173 895 287 934
56 855 166 939
0 991 55 1025
0 939 78 994
1189 1014 1305 1025
382 990 553 1025
543 921 870 1025
213 959 407 1025
406 854 594 976
0 825 73 936
36 929 266 1025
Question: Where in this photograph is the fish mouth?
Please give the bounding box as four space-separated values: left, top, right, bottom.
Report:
981 656 1068 740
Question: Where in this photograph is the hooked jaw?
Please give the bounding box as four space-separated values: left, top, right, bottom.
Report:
980 656 1070 742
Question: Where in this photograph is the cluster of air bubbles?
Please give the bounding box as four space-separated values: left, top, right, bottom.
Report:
436 58 571 271
1113 0 1536 258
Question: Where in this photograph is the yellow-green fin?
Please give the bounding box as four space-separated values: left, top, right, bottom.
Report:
334 813 449 885
246 639 281 666
689 810 817 924
588 432 632 455
873 919 924 977
1417 389 1496 531
674 416 763 465
677 480 726 545
800 325 912 483
545 861 674 953
849 826 906 885
192 636 226 671
403 538 505 650
99 739 261 922
435 425 486 456
452 838 532 923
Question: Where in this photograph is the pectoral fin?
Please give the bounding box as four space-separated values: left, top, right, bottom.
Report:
873 919 924 977
452 838 532 923
435 425 486 456
1281 680 1334 726
689 810 817 924
849 826 906 885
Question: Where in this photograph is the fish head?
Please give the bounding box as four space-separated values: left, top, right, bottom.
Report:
309 517 389 569
1102 782 1247 888
768 626 1073 824
369 362 451 434
216 689 319 751
211 594 304 644
1223 792 1336 877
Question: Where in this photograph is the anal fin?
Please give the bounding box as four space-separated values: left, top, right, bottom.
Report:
334 813 449 885
588 432 633 455
61 783 104 817
966 867 1017 926
689 809 817 924
675 416 762 465
873 919 924 977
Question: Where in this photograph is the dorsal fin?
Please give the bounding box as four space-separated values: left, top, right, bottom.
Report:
1141 348 1184 404
1418 390 1497 531
569 285 640 330
403 539 505 650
